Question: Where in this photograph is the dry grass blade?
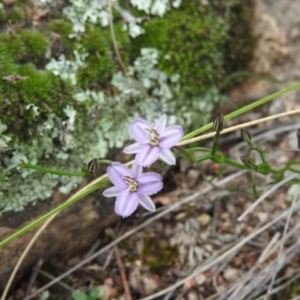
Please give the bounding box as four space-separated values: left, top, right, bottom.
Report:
23 170 246 299
237 173 299 221
140 201 300 300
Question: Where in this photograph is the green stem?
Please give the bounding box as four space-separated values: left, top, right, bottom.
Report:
195 154 212 163
0 177 110 248
187 147 211 153
223 157 249 170
289 167 300 174
22 164 87 177
0 164 19 183
269 161 300 175
211 132 220 157
182 82 300 141
249 146 267 164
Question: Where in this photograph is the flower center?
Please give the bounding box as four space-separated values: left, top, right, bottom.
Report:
145 128 159 146
123 176 139 192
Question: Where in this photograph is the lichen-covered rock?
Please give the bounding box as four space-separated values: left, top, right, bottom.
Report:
0 0 254 214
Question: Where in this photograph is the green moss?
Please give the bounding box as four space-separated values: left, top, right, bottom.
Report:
48 19 74 51
48 19 73 37
77 26 114 87
0 29 48 63
17 30 48 62
0 31 72 145
0 32 26 61
3 6 28 23
0 63 73 145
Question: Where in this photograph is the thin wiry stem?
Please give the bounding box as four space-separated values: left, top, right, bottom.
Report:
237 173 298 221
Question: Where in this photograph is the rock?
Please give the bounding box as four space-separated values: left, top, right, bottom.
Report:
0 179 117 291
252 0 300 80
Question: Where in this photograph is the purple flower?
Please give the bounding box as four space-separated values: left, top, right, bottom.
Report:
103 162 163 217
124 114 184 167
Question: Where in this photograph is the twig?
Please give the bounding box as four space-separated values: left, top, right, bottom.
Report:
257 232 281 264
178 108 300 147
24 259 44 297
114 246 131 300
83 239 101 259
108 0 127 74
237 173 298 221
33 267 74 292
22 170 246 299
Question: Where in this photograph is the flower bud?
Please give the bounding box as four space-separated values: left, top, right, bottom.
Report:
240 155 257 170
213 112 225 133
241 129 252 146
87 158 99 174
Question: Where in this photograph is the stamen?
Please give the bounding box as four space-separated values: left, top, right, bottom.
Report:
123 176 139 192
145 128 159 146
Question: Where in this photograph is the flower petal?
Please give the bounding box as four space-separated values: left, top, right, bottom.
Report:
137 172 163 196
154 114 167 133
115 190 139 218
103 186 123 198
159 125 184 148
139 195 156 212
124 142 144 154
107 162 133 189
131 163 143 178
159 148 176 165
129 118 153 143
136 145 160 167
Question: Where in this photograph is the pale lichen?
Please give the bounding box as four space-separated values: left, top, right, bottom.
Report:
0 0 254 214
